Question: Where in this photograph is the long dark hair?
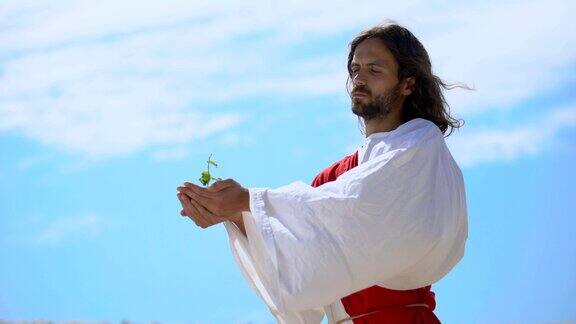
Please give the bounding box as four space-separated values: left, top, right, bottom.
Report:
347 21 471 137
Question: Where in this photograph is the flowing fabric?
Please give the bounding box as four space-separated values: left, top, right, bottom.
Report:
311 152 441 323
224 118 468 323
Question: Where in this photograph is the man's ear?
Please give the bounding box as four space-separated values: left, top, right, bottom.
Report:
402 77 416 96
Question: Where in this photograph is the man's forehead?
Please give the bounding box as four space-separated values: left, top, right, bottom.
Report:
352 38 394 64
350 58 390 66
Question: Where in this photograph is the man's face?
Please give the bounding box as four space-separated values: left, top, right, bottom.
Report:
349 38 402 120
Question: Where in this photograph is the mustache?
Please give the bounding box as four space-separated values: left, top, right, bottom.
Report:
352 85 371 96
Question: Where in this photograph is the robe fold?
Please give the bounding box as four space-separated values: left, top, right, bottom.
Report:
312 152 442 323
224 118 468 323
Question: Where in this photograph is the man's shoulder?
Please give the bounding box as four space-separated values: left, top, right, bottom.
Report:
383 118 443 152
400 118 442 138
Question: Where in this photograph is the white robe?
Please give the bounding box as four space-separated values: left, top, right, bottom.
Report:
224 118 468 323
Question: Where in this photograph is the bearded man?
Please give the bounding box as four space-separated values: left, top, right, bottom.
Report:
177 22 468 324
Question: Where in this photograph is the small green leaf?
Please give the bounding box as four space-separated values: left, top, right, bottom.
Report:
199 170 211 186
198 154 221 187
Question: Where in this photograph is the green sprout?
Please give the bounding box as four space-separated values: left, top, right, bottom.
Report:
199 153 222 187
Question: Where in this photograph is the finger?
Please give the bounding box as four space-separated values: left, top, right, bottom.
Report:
178 186 208 200
183 182 215 199
187 198 210 228
182 193 213 228
180 208 192 218
177 191 192 217
209 179 236 192
177 193 192 216
178 193 200 220
183 182 212 197
185 199 205 225
178 186 210 201
179 187 218 213
189 195 226 227
178 196 198 226
177 195 201 225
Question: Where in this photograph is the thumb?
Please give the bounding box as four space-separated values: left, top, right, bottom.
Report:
209 178 237 192
208 180 227 192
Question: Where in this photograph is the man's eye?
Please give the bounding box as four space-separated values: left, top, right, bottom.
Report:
371 68 381 74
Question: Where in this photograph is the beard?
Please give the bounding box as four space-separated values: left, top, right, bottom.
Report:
351 84 402 121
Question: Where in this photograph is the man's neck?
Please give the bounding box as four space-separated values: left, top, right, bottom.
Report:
364 114 404 137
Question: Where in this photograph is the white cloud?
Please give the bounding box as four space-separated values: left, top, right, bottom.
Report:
0 0 574 162
218 132 255 147
35 212 101 244
447 105 576 167
427 0 576 115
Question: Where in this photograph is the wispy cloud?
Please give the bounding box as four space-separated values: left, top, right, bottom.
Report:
429 0 576 115
447 106 576 167
35 212 101 244
0 0 574 163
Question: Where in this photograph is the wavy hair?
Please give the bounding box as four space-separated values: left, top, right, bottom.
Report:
347 21 471 137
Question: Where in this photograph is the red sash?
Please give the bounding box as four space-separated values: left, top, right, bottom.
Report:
311 151 441 323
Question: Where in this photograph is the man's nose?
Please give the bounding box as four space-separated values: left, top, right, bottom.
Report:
352 72 367 86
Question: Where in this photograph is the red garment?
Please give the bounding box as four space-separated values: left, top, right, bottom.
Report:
311 151 441 324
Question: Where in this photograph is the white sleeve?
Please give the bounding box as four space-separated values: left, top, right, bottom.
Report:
228 127 468 314
224 220 325 324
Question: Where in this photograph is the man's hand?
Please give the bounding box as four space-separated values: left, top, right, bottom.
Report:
176 178 249 229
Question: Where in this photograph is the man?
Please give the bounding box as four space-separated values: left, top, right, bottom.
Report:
177 22 468 323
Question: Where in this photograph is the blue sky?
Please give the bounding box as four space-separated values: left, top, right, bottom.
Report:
0 0 575 323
